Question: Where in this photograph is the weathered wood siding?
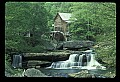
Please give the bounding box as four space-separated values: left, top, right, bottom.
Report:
54 14 68 33
54 15 61 27
61 20 68 33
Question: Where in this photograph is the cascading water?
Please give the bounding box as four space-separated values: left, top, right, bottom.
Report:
12 55 22 68
47 50 106 70
81 50 106 70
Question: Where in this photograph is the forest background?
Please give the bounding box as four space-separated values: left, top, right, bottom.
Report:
5 2 116 76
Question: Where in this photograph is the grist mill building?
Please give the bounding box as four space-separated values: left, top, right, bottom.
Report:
52 12 74 41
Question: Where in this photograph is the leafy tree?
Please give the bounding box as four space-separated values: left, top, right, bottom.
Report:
69 2 116 41
59 2 73 13
69 2 116 68
5 2 49 53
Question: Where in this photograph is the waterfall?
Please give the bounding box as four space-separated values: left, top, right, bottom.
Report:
78 54 83 66
12 55 22 68
46 50 106 70
84 53 106 70
87 53 100 67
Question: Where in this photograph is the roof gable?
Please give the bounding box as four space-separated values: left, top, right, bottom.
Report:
54 12 72 23
58 13 71 21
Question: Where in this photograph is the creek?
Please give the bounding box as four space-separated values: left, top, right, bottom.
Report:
46 50 106 69
11 49 115 78
38 50 111 78
39 68 113 78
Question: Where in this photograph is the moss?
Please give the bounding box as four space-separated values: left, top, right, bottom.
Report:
101 71 116 78
68 70 92 78
5 54 24 77
24 51 70 57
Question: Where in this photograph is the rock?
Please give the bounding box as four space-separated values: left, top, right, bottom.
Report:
56 42 63 50
101 71 116 78
5 71 12 77
44 42 55 51
22 51 70 68
63 40 94 50
68 70 92 78
23 51 70 62
67 49 94 55
5 70 24 77
35 66 41 69
27 60 51 68
24 68 48 77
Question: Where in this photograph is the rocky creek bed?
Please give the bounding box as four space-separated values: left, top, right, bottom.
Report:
7 41 116 78
5 68 116 78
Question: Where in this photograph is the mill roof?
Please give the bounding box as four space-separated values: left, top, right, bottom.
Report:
58 13 72 21
54 13 72 23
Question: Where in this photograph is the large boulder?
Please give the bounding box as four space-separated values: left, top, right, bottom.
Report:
63 40 94 50
23 51 70 62
23 68 48 77
56 42 64 50
27 60 51 68
68 70 94 78
44 41 56 51
22 51 70 68
68 70 110 78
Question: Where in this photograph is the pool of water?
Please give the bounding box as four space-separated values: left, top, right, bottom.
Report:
38 68 112 78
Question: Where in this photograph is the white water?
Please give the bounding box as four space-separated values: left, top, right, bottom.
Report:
12 55 22 68
47 50 106 70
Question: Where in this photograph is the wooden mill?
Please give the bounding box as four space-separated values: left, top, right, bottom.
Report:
51 12 73 42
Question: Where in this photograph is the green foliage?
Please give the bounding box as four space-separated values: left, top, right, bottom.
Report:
5 2 50 53
69 2 116 41
5 54 24 77
5 2 116 70
95 32 116 67
68 2 116 68
5 60 15 75
30 45 45 53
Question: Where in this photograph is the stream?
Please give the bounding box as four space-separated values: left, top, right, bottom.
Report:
39 68 113 78
11 49 115 78
36 50 114 78
38 50 114 78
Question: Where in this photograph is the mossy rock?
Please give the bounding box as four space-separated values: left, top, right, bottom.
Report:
24 68 48 77
68 70 93 78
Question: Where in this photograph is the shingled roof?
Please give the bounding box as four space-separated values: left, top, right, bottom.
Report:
55 13 72 23
59 13 71 21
